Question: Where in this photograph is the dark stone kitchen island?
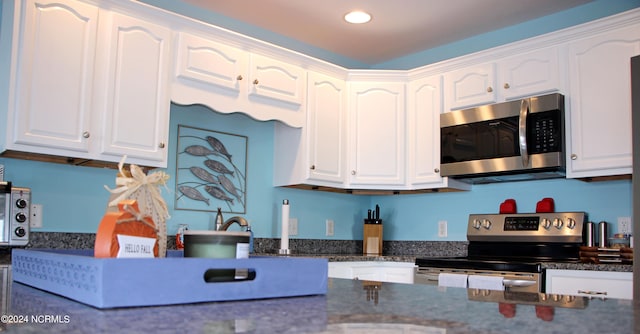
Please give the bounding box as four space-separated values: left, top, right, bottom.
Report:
1 274 635 333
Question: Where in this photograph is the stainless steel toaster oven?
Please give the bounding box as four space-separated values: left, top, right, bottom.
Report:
0 182 30 246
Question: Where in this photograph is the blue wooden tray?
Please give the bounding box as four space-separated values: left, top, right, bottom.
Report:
12 249 327 309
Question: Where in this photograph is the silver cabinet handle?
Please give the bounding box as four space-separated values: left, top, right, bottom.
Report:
158 142 166 149
486 86 493 93
237 75 243 80
434 168 440 173
577 290 607 296
253 79 259 85
351 170 356 175
82 131 90 138
504 83 510 89
571 154 578 160
503 279 536 287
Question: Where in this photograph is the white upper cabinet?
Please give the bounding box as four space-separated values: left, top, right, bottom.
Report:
174 32 246 95
566 23 640 178
498 46 562 100
347 80 406 188
5 0 171 167
10 0 98 154
444 46 562 112
94 11 171 164
305 71 347 185
444 62 497 111
273 70 347 188
406 75 470 190
172 32 306 128
248 53 305 107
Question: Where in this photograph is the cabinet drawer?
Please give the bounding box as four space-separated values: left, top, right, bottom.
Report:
545 269 632 300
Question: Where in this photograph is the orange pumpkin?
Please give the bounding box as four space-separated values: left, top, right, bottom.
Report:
95 199 158 258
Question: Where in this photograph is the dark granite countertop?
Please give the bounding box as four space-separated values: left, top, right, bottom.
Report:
2 275 636 333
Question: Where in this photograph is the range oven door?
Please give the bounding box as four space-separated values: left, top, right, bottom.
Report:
414 267 542 293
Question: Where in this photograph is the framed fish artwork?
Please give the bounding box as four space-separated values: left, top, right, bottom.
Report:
175 125 247 214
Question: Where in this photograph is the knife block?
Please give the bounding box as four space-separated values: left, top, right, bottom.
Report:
363 220 383 255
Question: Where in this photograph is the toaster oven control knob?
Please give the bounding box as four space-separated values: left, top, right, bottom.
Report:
566 218 577 229
481 219 492 229
15 198 28 209
553 218 563 229
541 218 552 229
15 212 27 223
472 219 482 229
15 226 26 238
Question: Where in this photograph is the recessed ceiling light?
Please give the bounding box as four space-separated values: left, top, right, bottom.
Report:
344 11 371 24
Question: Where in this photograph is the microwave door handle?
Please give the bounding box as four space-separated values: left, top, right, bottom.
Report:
518 99 529 167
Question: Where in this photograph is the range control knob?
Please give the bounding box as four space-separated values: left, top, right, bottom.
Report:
15 226 26 238
566 218 576 229
15 212 27 223
472 219 482 229
481 219 492 230
15 198 28 209
553 218 563 229
541 218 552 230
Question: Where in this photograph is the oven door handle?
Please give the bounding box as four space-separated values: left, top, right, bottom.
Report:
502 279 537 288
518 98 530 168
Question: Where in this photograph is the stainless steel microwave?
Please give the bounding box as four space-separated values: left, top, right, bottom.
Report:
440 93 565 183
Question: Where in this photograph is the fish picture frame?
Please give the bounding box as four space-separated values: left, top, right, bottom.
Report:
175 125 247 214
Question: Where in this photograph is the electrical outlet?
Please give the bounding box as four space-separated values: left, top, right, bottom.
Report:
326 219 334 236
30 204 43 228
438 220 447 238
289 218 298 235
618 216 632 235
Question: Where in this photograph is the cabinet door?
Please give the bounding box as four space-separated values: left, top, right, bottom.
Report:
249 53 305 107
407 75 446 187
382 266 415 284
95 12 171 166
444 62 496 111
498 46 561 100
11 0 98 153
174 32 246 95
348 82 406 187
306 72 347 184
566 24 640 178
546 269 632 300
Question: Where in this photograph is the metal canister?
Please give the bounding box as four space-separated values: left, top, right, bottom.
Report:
598 221 608 248
584 222 595 247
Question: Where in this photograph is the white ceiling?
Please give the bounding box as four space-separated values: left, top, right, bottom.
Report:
181 0 594 65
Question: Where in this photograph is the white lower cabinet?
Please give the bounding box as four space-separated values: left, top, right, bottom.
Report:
328 261 416 284
545 269 632 300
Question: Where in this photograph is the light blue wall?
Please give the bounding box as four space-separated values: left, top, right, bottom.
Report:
0 0 635 241
374 179 631 241
0 104 369 239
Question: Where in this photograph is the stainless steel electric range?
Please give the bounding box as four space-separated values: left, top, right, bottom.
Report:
415 212 587 293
